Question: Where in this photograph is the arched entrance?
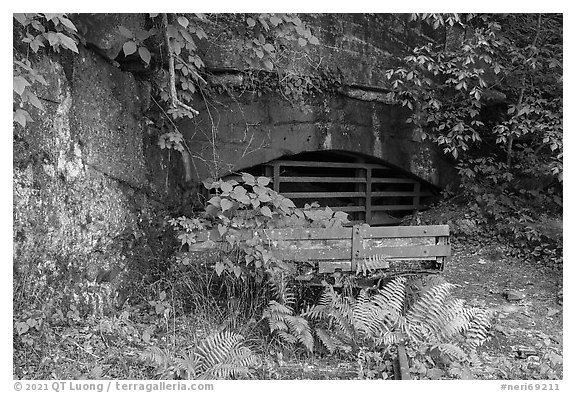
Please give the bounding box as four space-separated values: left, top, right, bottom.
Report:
227 150 441 226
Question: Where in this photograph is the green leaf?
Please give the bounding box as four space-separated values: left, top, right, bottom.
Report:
269 16 282 26
233 265 242 278
246 17 256 27
57 33 78 53
13 109 33 127
13 76 30 96
220 181 233 193
241 172 255 185
13 14 27 26
257 176 270 186
215 261 225 276
25 91 44 111
264 60 274 70
177 16 189 28
221 198 234 212
44 32 59 47
298 37 307 47
58 16 77 32
260 206 273 218
309 36 320 45
207 196 221 207
138 46 151 64
123 41 137 56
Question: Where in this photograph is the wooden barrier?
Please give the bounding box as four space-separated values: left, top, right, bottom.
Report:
190 224 450 277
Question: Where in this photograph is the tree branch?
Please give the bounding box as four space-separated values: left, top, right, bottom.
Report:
506 13 542 167
162 13 199 117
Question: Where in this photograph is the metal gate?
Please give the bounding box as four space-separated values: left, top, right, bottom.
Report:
259 158 437 226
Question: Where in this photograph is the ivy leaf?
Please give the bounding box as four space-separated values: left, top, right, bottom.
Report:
246 17 256 27
260 206 273 218
123 41 137 56
217 224 227 236
207 196 221 207
298 37 307 47
13 109 33 127
13 76 30 96
177 16 189 28
138 46 151 65
220 198 234 212
257 176 270 186
220 181 233 193
57 33 78 53
241 172 255 185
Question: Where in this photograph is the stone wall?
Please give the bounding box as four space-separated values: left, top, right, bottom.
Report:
178 13 456 187
13 47 178 315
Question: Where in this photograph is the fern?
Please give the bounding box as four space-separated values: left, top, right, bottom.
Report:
356 254 390 276
140 330 259 379
262 271 314 351
302 276 492 365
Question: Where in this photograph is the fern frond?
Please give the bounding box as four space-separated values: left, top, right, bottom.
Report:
268 272 295 307
140 346 171 370
430 343 468 362
195 331 259 379
464 308 492 348
356 254 390 275
174 352 198 379
371 277 406 323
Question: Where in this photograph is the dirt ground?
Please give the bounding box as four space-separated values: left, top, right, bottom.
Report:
443 240 563 379
270 238 563 380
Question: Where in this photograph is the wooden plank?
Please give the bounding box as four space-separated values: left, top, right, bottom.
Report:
371 191 434 197
273 163 280 192
273 244 450 261
273 160 387 169
318 261 352 273
372 178 419 184
413 182 421 214
279 176 365 183
194 225 449 243
351 225 364 271
336 206 366 212
362 225 450 238
361 244 451 259
371 205 427 211
282 192 365 198
366 168 372 225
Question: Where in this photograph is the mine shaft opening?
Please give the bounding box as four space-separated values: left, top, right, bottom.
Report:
228 150 441 226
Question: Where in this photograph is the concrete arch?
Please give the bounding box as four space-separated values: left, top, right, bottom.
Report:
180 93 455 188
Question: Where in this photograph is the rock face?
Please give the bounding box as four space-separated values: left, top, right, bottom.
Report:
13 47 178 315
